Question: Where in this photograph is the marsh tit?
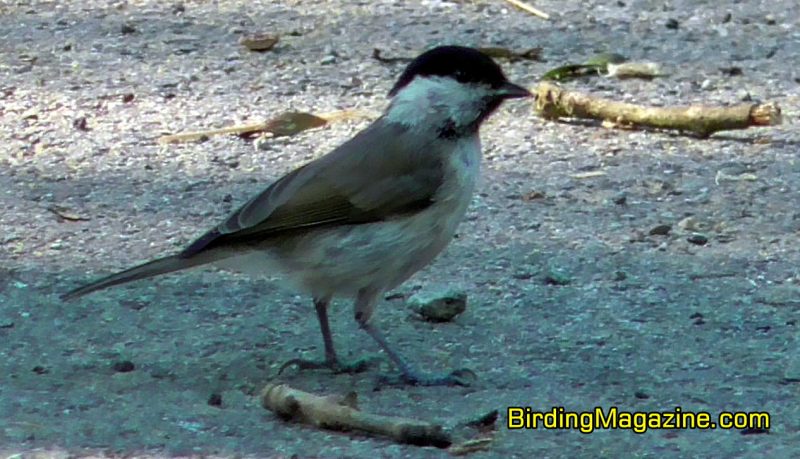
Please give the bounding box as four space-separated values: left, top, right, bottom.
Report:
62 45 531 386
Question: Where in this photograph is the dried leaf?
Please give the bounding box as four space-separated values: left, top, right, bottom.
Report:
372 48 411 64
477 47 542 61
542 53 627 81
239 34 279 52
262 112 328 138
521 190 546 201
159 112 330 144
541 64 590 81
48 205 90 221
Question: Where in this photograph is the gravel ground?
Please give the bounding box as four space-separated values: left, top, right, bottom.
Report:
1 0 799 457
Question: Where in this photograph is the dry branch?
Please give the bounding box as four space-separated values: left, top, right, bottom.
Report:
503 0 550 19
533 81 782 138
260 383 452 448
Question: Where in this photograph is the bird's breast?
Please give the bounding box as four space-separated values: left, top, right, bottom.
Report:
432 134 481 211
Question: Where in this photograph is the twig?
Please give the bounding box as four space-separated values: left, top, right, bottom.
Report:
260 383 452 447
372 48 412 64
533 82 782 138
503 0 550 20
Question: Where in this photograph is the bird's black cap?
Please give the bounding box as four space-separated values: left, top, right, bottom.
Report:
388 46 509 97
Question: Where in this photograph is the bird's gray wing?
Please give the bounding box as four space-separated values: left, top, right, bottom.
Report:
180 120 444 257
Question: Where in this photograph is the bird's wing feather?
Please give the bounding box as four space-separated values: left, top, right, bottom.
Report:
180 121 444 257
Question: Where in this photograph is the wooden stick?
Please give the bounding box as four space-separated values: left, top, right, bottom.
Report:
503 0 550 20
533 82 782 138
260 383 452 447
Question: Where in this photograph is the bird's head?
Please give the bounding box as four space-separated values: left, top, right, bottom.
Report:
385 45 531 137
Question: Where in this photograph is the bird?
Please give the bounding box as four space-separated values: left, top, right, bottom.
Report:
61 45 531 386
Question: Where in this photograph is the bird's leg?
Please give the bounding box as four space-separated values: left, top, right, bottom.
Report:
355 289 476 387
279 296 373 375
314 295 339 365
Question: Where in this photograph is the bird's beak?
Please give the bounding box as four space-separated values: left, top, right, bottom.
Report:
495 81 532 99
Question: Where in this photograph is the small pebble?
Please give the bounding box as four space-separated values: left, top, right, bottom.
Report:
120 23 137 35
512 271 534 280
545 267 572 286
408 289 467 322
72 116 89 131
208 393 223 407
649 224 672 236
720 66 742 76
112 360 136 373
665 18 679 29
677 216 706 232
687 233 708 245
689 312 705 325
32 365 49 374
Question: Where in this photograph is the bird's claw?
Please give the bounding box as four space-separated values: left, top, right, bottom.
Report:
377 367 477 387
278 356 376 376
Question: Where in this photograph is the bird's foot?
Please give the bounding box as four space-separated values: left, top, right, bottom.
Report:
377 367 477 387
278 355 378 376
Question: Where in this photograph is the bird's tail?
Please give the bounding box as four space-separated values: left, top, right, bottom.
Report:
61 253 219 301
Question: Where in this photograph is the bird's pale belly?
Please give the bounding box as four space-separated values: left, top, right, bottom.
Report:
213 205 461 298
264 193 469 297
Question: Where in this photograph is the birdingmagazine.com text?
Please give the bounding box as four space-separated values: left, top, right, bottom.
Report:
506 406 770 434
